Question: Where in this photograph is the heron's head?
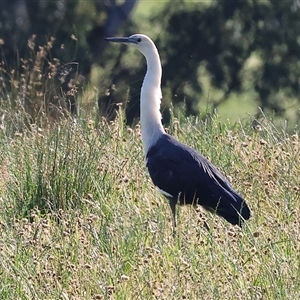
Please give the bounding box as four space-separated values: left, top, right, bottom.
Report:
104 34 156 56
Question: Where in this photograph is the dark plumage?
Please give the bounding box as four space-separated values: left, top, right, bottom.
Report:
146 134 251 227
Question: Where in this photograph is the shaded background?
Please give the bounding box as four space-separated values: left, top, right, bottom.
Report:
0 0 299 127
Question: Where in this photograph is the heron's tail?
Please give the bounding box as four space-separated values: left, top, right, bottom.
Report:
213 192 251 227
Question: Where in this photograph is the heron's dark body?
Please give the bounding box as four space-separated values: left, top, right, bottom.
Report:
146 134 250 227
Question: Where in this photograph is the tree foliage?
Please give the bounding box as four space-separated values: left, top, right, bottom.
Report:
0 0 137 120
105 0 300 124
0 0 300 124
155 0 300 118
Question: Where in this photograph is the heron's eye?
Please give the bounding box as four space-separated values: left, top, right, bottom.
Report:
137 38 142 42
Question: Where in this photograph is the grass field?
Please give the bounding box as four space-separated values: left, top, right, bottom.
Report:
0 1 299 298
0 108 299 299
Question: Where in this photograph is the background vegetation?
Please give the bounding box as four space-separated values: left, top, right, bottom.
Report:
0 110 300 298
0 0 300 298
0 0 299 126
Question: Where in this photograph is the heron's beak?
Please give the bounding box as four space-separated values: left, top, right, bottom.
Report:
103 37 138 44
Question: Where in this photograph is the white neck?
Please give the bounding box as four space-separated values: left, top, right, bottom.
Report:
140 45 165 155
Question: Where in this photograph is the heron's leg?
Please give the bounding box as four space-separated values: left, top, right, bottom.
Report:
169 198 177 236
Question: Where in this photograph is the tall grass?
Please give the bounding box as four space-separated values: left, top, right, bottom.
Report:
0 34 299 299
0 100 300 298
0 35 80 136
